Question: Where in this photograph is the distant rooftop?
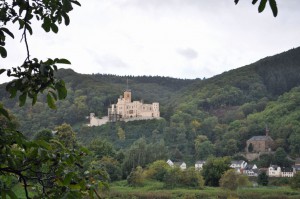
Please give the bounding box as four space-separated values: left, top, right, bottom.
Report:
248 135 273 141
231 160 245 164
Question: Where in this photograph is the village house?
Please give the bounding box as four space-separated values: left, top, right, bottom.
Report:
293 158 300 172
174 162 187 170
243 164 258 177
166 159 186 170
246 127 274 153
230 160 247 174
166 159 174 167
195 160 206 170
230 160 247 169
281 167 295 177
268 165 281 177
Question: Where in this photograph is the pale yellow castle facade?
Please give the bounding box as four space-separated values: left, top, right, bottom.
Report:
108 90 160 122
88 89 160 126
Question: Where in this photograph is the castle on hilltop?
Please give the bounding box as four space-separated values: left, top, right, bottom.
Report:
88 89 160 126
108 89 160 122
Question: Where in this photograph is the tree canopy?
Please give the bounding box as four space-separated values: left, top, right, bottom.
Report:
0 0 112 198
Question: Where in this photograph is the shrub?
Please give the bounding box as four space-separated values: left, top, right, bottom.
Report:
127 166 145 187
290 172 300 189
257 172 268 186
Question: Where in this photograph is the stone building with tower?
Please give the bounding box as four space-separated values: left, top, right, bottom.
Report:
246 127 274 153
108 89 160 122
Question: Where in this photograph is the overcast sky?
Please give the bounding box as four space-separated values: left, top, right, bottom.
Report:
1 0 300 83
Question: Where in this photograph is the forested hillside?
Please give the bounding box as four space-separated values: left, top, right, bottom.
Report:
1 47 300 167
0 69 194 137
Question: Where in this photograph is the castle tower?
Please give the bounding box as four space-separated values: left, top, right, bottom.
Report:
124 79 131 102
124 90 131 102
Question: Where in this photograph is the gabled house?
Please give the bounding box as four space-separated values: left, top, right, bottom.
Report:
293 158 300 173
230 160 247 170
294 165 300 173
195 160 206 171
243 164 258 177
166 159 174 167
268 165 281 177
281 167 294 177
166 159 186 170
174 161 187 170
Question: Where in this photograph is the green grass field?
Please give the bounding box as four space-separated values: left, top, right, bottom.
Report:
12 180 300 199
109 180 300 199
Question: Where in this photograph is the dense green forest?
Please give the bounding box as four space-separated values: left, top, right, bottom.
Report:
1 47 300 170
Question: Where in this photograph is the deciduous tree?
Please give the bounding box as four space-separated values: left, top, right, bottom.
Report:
202 157 231 187
220 169 239 191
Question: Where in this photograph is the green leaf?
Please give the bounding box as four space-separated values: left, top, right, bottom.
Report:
8 87 17 98
32 94 37 105
62 13 70 26
70 0 81 7
0 46 7 58
25 23 33 35
55 80 68 100
47 93 56 109
0 104 10 119
50 139 65 149
252 0 259 4
269 0 278 17
51 23 59 33
18 19 25 30
1 190 7 199
0 69 6 75
258 0 267 13
57 58 71 64
0 28 14 38
6 190 18 199
35 140 52 150
234 0 239 5
50 90 58 100
19 92 27 107
63 172 74 185
69 184 81 190
42 18 51 32
63 0 74 12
